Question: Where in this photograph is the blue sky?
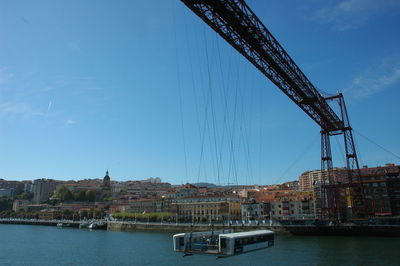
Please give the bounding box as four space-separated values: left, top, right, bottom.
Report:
1 0 399 184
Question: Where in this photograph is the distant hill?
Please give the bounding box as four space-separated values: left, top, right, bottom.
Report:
193 182 217 188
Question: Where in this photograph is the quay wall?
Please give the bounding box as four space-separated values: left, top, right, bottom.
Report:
107 221 289 234
107 221 400 236
2 219 400 236
0 219 80 228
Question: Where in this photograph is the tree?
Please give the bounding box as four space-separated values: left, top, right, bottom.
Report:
57 185 73 202
16 192 33 201
63 190 73 202
74 190 87 201
80 210 88 219
0 197 12 211
61 209 74 219
85 190 95 202
92 208 104 219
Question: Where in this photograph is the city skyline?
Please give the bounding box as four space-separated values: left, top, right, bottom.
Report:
1 0 400 184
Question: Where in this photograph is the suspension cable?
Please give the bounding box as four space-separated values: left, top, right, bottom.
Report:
172 3 189 183
354 129 400 161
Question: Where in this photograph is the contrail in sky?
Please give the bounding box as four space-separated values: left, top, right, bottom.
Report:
46 101 52 116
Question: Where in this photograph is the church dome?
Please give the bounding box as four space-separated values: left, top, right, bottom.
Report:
102 170 111 188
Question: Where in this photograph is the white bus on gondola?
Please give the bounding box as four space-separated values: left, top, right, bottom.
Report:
173 229 274 257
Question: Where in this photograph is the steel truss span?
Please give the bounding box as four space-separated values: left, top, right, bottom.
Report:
181 0 342 132
181 0 366 220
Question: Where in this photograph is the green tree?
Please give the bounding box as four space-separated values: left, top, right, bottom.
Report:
92 208 104 219
80 210 88 219
16 192 33 201
85 190 95 202
0 197 12 211
74 190 87 201
62 209 73 219
63 190 73 202
57 185 73 202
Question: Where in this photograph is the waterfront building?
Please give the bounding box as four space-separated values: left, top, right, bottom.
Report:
131 199 156 213
58 202 105 212
241 201 263 220
12 200 30 212
123 180 171 198
358 164 400 216
174 195 242 222
0 180 24 195
251 188 316 220
0 188 14 197
38 212 54 220
145 177 162 183
25 204 49 212
108 204 132 213
312 164 400 219
175 183 199 198
32 179 57 204
299 170 325 191
280 181 299 191
299 168 351 191
111 182 125 195
23 182 34 193
270 197 315 220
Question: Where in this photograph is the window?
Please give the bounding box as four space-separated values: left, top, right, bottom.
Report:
221 238 227 249
234 234 274 248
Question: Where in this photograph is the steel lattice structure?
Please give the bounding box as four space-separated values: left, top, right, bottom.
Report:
181 0 366 220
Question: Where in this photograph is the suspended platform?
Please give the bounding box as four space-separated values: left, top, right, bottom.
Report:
173 229 274 258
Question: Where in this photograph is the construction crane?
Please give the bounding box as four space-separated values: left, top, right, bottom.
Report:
181 0 366 221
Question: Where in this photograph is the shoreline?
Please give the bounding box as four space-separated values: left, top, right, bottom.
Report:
2 218 400 236
107 221 400 237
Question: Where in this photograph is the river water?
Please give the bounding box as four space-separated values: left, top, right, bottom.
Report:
0 224 399 265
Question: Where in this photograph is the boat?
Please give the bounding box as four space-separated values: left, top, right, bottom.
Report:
79 221 91 229
88 221 107 230
56 222 71 227
173 229 274 257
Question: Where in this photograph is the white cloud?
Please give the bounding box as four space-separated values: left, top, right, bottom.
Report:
314 0 400 31
0 102 31 117
0 100 55 119
345 57 400 99
65 119 77 125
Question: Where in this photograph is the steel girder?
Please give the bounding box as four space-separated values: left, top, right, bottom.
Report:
181 0 343 132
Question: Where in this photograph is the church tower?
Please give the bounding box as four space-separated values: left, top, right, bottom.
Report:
102 170 111 189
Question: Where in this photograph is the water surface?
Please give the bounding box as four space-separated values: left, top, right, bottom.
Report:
0 224 399 265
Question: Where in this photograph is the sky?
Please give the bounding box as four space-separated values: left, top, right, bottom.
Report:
1 0 399 185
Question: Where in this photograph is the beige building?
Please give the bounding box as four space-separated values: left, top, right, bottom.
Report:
299 170 325 191
299 168 349 191
174 196 241 222
270 198 315 220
